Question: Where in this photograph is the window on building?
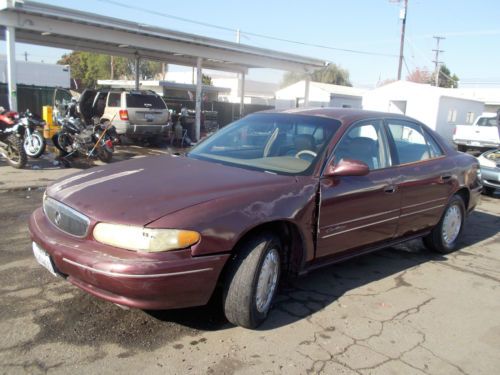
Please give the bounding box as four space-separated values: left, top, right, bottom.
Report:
466 112 475 124
447 109 457 123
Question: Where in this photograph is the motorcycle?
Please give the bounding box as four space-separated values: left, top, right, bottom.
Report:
53 113 117 164
0 107 27 169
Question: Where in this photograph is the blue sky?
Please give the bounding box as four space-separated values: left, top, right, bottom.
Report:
3 0 500 87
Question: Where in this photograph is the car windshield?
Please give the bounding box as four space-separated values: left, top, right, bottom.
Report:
126 94 166 109
189 113 341 175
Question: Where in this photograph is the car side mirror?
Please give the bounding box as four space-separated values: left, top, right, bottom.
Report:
324 158 370 177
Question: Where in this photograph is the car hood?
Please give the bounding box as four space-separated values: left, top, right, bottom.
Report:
46 155 293 226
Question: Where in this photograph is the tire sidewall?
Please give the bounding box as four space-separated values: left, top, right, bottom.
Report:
249 238 282 324
24 131 46 158
438 196 465 252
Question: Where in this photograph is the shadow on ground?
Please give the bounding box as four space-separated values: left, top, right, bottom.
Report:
148 209 500 332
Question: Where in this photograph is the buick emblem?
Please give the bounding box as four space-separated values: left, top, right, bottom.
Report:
54 211 62 226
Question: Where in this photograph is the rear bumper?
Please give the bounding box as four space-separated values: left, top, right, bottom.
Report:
29 207 229 310
114 121 170 137
454 139 500 149
481 166 500 189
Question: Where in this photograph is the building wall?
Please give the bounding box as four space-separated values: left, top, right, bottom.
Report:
435 97 484 144
330 94 362 109
0 57 70 88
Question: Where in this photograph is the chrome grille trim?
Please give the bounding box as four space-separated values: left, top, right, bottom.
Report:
43 196 90 238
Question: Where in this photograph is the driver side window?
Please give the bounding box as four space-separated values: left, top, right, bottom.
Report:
334 120 390 170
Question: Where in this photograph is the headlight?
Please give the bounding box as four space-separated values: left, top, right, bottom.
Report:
478 156 496 168
93 223 200 252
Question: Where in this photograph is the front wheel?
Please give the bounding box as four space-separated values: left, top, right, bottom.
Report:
223 233 282 329
424 195 465 254
482 186 496 196
24 131 46 158
5 134 27 169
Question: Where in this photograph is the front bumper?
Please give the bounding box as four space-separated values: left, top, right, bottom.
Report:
29 207 229 310
481 166 500 189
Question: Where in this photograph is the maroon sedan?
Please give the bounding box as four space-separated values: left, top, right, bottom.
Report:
29 109 481 328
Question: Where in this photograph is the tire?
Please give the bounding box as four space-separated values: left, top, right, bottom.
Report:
223 233 282 329
5 134 27 169
457 145 467 153
482 186 496 196
24 131 46 158
97 147 113 163
423 195 465 254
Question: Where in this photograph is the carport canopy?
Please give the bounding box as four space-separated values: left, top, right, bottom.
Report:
0 0 326 140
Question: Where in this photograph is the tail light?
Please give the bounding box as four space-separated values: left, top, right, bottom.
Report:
119 109 129 121
105 139 114 149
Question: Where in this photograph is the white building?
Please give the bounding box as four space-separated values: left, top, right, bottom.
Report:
363 81 484 144
165 71 278 105
0 55 70 87
275 80 367 110
452 88 500 114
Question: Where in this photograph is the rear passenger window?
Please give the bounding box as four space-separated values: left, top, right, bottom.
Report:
386 121 439 164
107 93 121 107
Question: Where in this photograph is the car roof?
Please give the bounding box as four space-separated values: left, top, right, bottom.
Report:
256 107 412 125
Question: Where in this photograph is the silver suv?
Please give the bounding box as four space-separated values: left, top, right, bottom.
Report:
100 90 170 140
54 89 170 142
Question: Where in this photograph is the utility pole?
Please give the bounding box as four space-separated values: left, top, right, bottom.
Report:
432 36 445 86
397 0 408 80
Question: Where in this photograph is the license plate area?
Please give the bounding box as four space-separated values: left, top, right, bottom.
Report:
32 242 58 277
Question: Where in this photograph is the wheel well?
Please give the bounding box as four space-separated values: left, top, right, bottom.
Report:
455 188 470 210
227 221 305 278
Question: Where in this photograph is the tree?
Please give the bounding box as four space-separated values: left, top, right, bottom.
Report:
431 64 459 88
406 67 432 84
58 52 163 88
202 74 212 86
430 64 459 88
281 63 352 88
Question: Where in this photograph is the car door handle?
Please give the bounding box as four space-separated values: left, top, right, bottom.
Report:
384 185 397 194
441 175 452 181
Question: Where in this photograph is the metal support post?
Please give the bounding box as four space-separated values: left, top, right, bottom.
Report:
134 55 140 90
6 26 17 111
195 57 202 142
239 72 245 118
304 76 310 107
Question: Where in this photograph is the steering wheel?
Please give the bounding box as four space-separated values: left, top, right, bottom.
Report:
295 149 317 160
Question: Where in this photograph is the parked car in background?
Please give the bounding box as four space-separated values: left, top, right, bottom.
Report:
477 148 500 195
54 88 170 143
29 109 481 329
453 113 500 152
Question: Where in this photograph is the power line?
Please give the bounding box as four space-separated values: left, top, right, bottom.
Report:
97 0 398 58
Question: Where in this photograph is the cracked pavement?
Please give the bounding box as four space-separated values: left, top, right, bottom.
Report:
1 184 499 374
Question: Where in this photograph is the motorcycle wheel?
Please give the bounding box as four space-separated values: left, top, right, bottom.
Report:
24 131 46 158
5 134 27 169
97 147 113 163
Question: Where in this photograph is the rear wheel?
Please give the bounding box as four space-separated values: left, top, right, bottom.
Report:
5 134 27 169
424 195 465 253
223 233 282 329
97 147 113 163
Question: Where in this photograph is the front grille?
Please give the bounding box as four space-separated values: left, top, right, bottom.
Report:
43 196 90 237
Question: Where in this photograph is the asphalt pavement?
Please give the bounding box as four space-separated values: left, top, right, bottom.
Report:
0 149 499 375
